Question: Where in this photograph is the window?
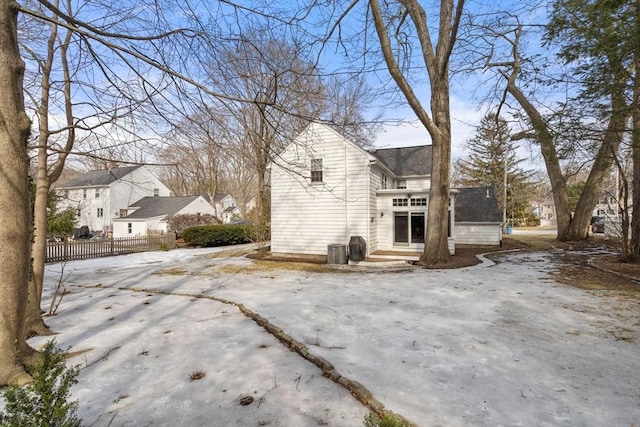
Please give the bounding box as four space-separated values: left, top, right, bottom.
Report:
95 188 100 198
410 198 427 206
77 209 81 218
392 198 408 207
153 188 159 197
83 189 87 199
310 158 323 183
396 180 407 189
381 174 388 189
127 223 132 234
119 209 128 217
97 208 104 217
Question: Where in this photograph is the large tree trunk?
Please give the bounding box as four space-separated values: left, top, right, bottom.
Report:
421 76 452 266
631 0 640 261
0 0 35 386
566 88 627 240
505 78 572 240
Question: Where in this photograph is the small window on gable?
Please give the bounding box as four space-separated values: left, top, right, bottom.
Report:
396 179 407 189
83 189 87 199
127 223 132 234
153 188 159 197
310 158 323 183
95 188 100 198
381 174 388 189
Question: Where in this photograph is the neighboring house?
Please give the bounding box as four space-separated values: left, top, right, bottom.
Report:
454 187 503 246
272 123 453 258
112 196 215 238
213 193 241 223
532 197 556 226
56 166 170 233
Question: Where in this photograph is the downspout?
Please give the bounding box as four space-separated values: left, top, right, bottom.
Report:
344 143 349 244
365 160 371 257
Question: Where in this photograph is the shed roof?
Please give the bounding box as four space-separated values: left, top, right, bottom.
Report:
370 146 432 176
124 196 201 220
455 186 502 223
58 166 141 188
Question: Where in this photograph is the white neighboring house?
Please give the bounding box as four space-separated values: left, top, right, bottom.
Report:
213 193 241 223
271 123 503 259
112 196 215 238
56 166 170 234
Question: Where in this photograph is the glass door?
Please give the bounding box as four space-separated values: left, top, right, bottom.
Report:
410 212 425 243
394 212 408 245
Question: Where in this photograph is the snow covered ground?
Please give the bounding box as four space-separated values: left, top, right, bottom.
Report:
31 244 639 426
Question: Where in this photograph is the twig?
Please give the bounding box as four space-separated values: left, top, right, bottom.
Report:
81 346 121 370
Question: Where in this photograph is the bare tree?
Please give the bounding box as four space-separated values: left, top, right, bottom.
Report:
1 0 287 385
369 0 465 266
0 0 36 386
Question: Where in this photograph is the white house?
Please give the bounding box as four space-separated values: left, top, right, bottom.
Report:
112 196 215 238
213 193 241 223
56 166 170 233
270 123 502 260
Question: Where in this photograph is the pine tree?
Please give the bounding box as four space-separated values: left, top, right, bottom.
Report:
456 113 535 223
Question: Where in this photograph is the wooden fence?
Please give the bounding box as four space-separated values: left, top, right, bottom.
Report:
46 234 176 263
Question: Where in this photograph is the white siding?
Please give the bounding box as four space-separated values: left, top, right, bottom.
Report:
113 219 148 238
109 167 170 224
455 223 502 246
271 123 372 256
176 197 216 217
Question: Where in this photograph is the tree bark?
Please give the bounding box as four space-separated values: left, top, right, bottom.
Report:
0 0 35 385
631 0 640 261
566 87 627 240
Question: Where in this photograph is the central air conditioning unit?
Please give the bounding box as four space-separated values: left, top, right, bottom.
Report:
327 244 347 264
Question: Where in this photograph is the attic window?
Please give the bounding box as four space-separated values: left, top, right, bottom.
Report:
153 188 159 197
83 189 87 199
310 158 323 183
396 179 407 189
95 188 100 198
382 174 388 189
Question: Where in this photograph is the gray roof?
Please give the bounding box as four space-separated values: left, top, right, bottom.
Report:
124 196 200 220
370 146 432 176
455 186 502 223
58 166 141 188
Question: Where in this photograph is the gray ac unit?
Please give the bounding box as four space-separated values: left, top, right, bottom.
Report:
327 244 347 264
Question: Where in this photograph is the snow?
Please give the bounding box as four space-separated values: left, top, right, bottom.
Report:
26 244 640 426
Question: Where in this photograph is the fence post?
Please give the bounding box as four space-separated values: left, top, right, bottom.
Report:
64 238 68 262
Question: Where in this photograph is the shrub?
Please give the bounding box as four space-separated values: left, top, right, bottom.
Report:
0 340 81 427
363 412 411 427
167 214 220 238
182 224 253 247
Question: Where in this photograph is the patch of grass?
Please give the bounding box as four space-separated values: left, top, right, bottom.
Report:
189 370 206 381
363 412 412 427
154 268 188 276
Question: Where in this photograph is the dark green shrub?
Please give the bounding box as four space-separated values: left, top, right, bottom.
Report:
0 340 81 427
182 224 254 247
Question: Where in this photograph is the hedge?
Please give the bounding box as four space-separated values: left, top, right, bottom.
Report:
182 224 254 247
